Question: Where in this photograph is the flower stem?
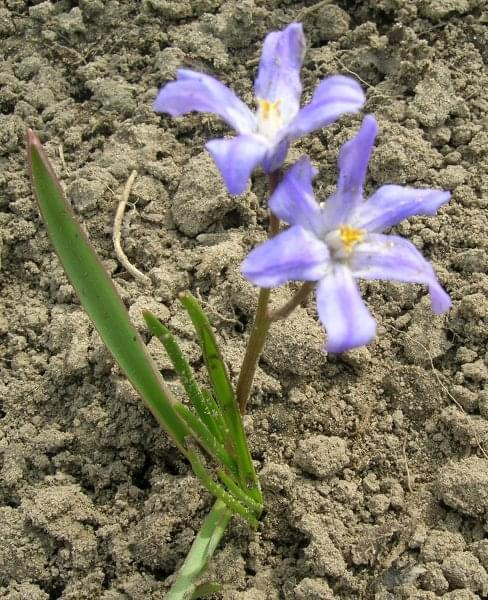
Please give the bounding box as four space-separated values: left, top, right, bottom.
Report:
236 287 272 414
269 281 315 321
236 172 280 414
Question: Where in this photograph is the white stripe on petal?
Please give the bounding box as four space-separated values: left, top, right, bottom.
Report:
349 185 451 233
351 233 451 313
154 69 256 134
269 157 322 233
316 265 377 352
206 135 268 196
241 225 330 288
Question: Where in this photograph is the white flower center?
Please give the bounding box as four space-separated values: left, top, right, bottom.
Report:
255 98 283 141
325 225 365 261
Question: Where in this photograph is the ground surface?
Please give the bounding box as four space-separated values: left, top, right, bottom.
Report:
1 1 488 599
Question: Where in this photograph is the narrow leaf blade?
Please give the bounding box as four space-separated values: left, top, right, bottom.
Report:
186 450 258 527
201 389 228 444
174 404 238 477
190 582 221 599
167 499 231 600
27 130 189 449
217 469 261 514
180 293 263 507
143 310 224 444
179 294 234 419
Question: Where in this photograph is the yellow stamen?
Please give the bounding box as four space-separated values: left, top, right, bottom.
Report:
258 98 281 120
339 224 364 252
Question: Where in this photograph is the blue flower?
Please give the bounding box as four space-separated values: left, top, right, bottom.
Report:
241 115 452 352
154 23 365 195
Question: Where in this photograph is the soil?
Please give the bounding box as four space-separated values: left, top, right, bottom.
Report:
1 1 488 599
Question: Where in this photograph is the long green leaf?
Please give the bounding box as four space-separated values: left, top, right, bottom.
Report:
186 450 258 527
179 293 262 507
179 295 235 421
217 469 261 514
143 310 223 444
167 499 231 600
190 583 221 599
27 129 189 450
174 404 238 477
201 389 228 445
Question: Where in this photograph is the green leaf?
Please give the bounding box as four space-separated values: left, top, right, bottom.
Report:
174 404 238 477
29 130 246 600
143 310 224 445
190 582 221 599
167 499 232 600
179 294 235 423
180 293 263 507
27 129 189 451
201 388 228 445
186 449 258 528
217 469 261 515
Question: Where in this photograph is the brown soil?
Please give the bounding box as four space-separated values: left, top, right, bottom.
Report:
1 1 488 599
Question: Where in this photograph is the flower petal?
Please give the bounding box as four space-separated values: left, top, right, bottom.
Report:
285 76 366 141
320 114 378 229
154 69 255 134
350 185 451 232
206 135 268 195
254 23 305 122
351 233 451 314
241 225 330 288
262 139 290 174
316 265 377 352
269 157 322 232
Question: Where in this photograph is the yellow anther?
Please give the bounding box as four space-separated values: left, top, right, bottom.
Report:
258 98 281 120
339 224 364 252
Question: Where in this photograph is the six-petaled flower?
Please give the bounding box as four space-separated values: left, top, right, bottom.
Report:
154 23 365 195
241 115 452 353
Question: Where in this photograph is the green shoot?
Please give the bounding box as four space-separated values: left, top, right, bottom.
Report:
180 293 263 508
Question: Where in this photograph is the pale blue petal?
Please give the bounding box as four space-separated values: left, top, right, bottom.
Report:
254 23 305 122
350 185 451 233
154 69 255 134
268 157 321 232
316 265 377 353
206 135 268 195
262 139 290 174
320 114 378 230
285 76 366 141
241 225 330 288
336 114 378 200
351 233 451 314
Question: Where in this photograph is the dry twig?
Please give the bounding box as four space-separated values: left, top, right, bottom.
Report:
113 170 151 285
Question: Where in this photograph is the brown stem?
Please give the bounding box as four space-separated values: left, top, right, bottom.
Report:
267 171 281 238
236 287 272 414
236 171 281 414
268 281 315 322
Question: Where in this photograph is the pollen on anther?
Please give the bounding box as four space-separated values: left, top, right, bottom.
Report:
258 98 281 120
339 224 364 252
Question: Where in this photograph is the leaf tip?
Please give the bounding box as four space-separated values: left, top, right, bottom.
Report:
26 129 66 198
142 309 153 323
26 128 40 151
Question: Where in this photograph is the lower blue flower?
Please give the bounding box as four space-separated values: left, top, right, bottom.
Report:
241 115 452 352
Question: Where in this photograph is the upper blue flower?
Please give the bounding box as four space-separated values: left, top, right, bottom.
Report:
154 23 365 195
241 115 452 353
